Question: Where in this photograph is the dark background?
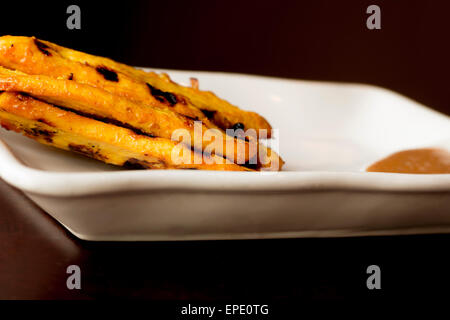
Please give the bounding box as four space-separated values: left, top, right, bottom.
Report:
1 0 450 305
1 0 449 115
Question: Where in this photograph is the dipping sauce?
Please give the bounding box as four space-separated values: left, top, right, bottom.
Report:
366 148 450 174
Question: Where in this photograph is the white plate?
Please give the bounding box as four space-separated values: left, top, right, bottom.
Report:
0 69 449 240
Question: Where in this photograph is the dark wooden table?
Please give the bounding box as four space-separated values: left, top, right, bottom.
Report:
1 177 449 301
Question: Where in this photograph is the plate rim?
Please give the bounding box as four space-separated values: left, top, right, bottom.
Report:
1 140 449 197
0 70 449 197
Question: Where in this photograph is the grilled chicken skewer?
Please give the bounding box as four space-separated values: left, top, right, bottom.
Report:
0 36 283 170
0 92 250 171
0 36 207 122
0 68 257 164
0 35 272 138
0 67 283 170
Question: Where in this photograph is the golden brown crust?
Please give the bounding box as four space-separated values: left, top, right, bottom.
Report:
145 72 273 138
0 92 250 171
0 68 258 165
0 36 283 171
0 35 207 121
27 36 273 137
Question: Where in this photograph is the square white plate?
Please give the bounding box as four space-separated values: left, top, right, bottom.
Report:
0 69 449 240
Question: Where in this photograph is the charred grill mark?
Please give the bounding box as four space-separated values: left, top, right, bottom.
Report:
242 163 258 170
232 135 251 142
36 118 54 127
123 158 159 170
146 83 177 106
34 39 52 56
96 66 119 82
241 153 259 169
105 117 156 137
54 105 156 138
24 126 55 143
229 122 249 141
183 115 199 121
17 92 32 101
68 143 108 161
200 109 216 119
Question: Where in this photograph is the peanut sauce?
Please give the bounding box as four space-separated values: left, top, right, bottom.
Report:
367 148 450 174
